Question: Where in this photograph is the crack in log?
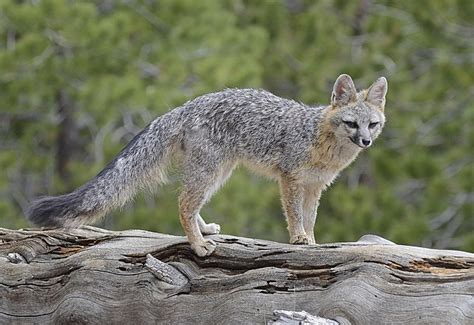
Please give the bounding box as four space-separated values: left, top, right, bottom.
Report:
255 281 290 294
361 258 474 285
2 231 117 263
32 264 83 281
121 247 346 277
222 238 252 247
5 236 54 263
412 257 473 272
85 268 150 277
259 250 293 257
289 269 339 288
45 233 117 247
0 265 84 289
365 258 474 275
50 246 84 257
389 271 474 284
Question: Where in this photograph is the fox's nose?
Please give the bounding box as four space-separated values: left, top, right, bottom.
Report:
361 139 371 147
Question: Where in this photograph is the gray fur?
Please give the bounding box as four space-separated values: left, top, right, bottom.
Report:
28 112 183 227
180 88 321 174
27 74 388 257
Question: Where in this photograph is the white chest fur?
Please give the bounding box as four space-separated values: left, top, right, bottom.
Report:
302 141 361 186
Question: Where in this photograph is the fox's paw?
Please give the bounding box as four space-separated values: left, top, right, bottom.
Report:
290 235 310 245
191 239 217 257
201 223 221 235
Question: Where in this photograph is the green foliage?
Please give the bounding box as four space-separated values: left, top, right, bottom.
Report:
0 0 472 251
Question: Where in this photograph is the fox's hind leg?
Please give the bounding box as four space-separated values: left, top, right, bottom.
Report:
179 190 215 257
197 161 235 235
197 214 221 235
179 153 235 256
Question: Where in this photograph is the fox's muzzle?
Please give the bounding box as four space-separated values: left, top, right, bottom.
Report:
350 136 372 148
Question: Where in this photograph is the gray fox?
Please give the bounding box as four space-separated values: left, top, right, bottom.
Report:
28 74 388 257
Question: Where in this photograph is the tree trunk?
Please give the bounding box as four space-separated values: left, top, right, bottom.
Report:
0 227 472 324
56 89 77 188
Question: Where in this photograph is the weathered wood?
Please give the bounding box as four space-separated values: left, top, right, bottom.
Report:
270 310 338 324
0 226 473 324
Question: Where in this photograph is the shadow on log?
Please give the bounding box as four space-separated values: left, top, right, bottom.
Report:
0 227 473 324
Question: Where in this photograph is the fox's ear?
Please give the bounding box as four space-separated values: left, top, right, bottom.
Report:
366 77 388 108
331 74 357 107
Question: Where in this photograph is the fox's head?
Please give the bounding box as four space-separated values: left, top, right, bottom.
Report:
328 74 387 149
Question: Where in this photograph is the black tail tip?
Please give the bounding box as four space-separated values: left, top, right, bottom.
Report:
26 196 68 227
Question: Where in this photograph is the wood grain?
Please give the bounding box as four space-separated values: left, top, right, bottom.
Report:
0 226 473 324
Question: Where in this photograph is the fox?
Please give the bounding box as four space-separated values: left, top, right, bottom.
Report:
27 74 388 257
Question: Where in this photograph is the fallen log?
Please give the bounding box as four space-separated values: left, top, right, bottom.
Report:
0 227 472 324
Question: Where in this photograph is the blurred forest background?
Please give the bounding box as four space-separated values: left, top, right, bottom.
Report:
0 0 472 251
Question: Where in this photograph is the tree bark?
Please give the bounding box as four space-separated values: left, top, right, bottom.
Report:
0 227 472 324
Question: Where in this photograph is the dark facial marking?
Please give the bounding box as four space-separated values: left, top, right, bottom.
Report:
369 122 379 129
343 121 358 129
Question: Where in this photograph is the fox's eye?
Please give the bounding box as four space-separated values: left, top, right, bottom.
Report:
369 122 379 129
343 121 358 129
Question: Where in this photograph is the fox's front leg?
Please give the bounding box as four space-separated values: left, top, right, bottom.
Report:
279 176 309 245
302 183 324 245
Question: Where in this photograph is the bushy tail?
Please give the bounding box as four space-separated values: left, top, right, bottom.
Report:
27 111 183 228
